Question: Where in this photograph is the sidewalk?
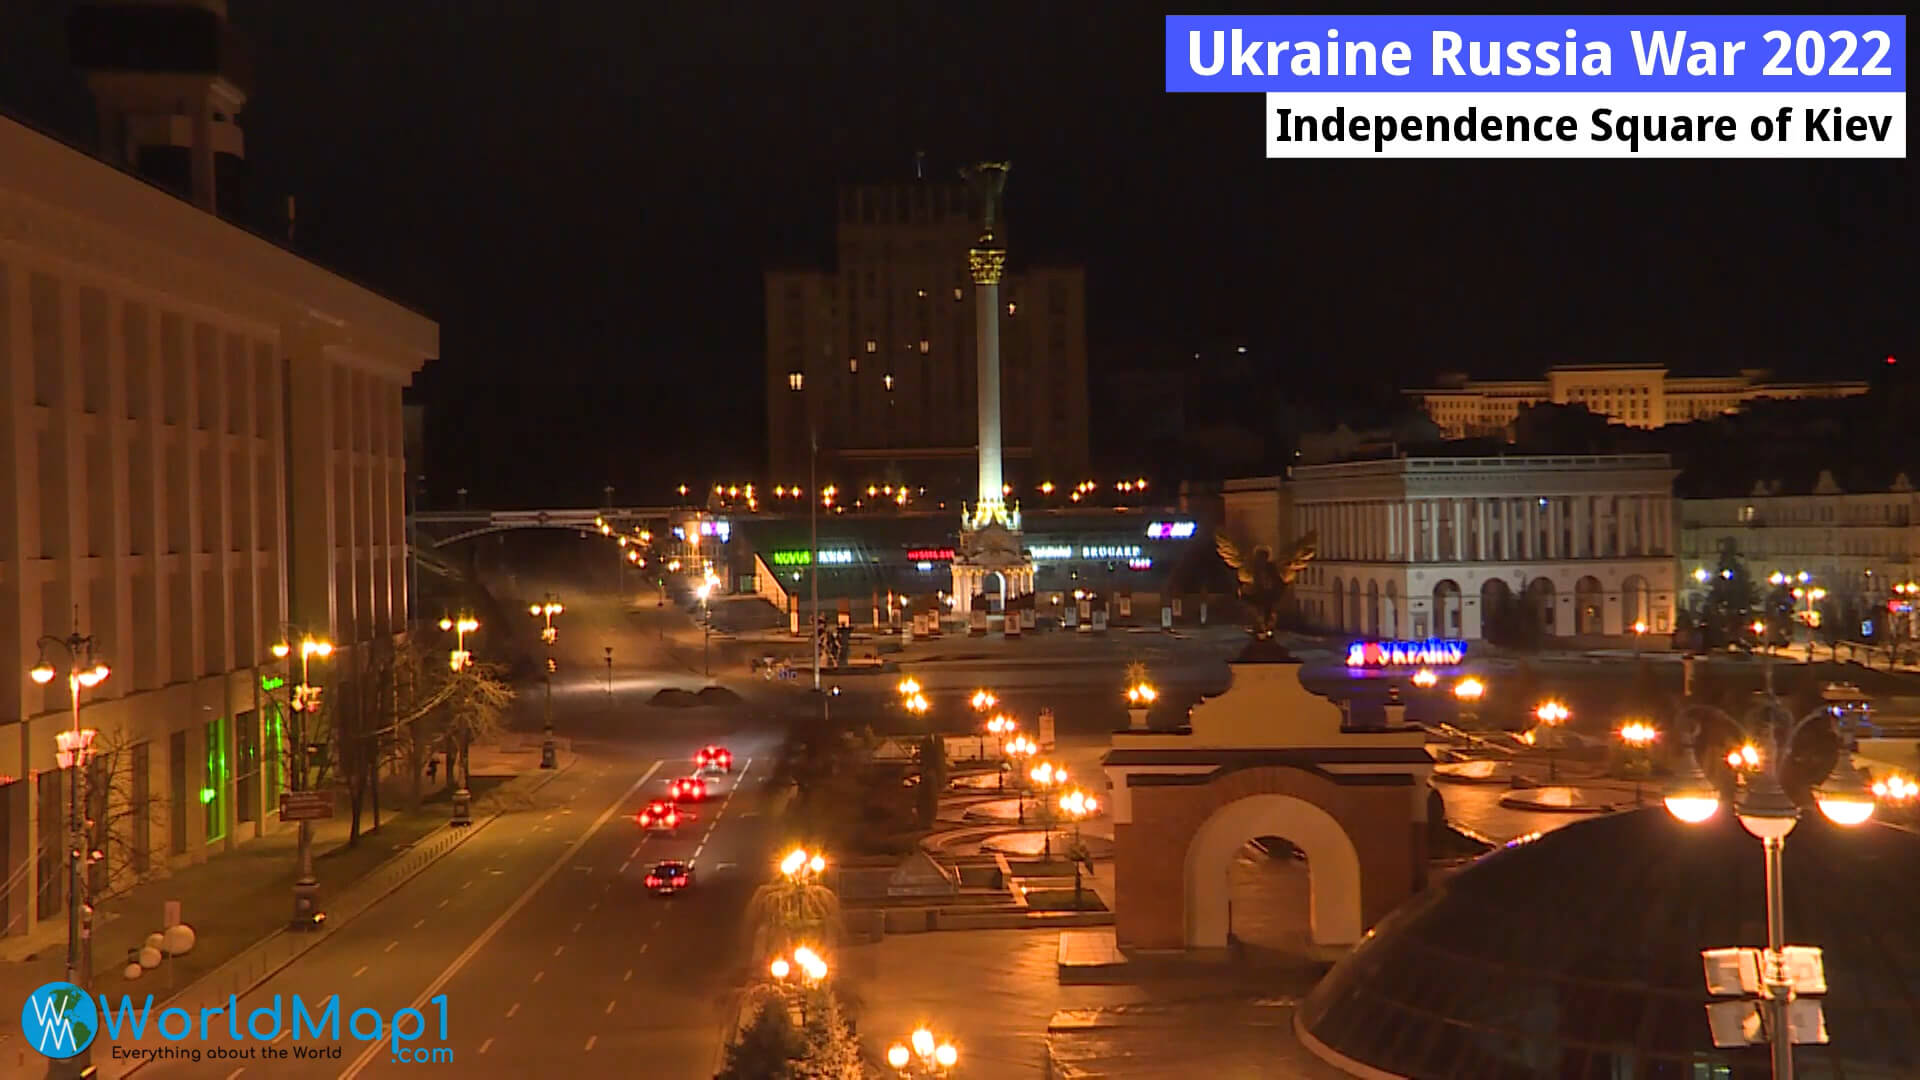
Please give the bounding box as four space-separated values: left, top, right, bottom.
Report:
1 743 573 1074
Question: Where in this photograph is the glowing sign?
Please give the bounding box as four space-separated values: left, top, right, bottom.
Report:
818 549 855 565
1030 545 1073 560
1128 557 1153 570
260 675 286 692
771 550 811 566
907 548 954 561
700 520 732 542
1345 640 1467 668
671 526 687 540
1146 521 1197 539
1082 545 1142 559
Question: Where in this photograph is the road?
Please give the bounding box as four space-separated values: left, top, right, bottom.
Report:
87 581 788 1079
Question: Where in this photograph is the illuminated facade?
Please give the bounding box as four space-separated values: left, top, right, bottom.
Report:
1230 455 1679 642
1408 364 1870 440
0 105 434 935
765 178 1089 495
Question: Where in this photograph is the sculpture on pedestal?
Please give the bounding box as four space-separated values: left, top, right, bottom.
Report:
1215 530 1318 642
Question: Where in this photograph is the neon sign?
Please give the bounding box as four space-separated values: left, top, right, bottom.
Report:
261 675 286 692
1082 545 1141 559
907 548 954 561
700 520 732 542
1345 640 1467 668
1146 521 1197 539
1030 545 1073 560
819 549 855 564
771 550 811 566
1128 557 1153 570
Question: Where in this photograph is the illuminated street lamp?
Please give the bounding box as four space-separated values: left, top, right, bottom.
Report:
31 627 110 1073
1411 668 1438 689
439 615 479 672
530 596 563 768
779 846 828 883
1029 761 1068 853
1452 676 1487 726
1125 676 1157 731
986 715 1016 786
438 615 482 826
1059 788 1099 903
1632 619 1649 656
897 677 922 698
1533 701 1571 781
268 630 333 928
1617 720 1659 804
1666 677 1878 1078
1005 736 1038 823
970 689 998 713
888 1028 959 1077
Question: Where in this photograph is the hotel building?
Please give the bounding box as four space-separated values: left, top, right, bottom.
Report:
1408 364 1870 440
1 2 434 939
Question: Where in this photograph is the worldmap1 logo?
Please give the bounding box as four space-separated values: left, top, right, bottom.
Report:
22 982 97 1059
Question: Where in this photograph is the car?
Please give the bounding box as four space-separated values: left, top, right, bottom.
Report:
645 860 693 896
636 801 681 831
670 776 708 802
695 745 733 774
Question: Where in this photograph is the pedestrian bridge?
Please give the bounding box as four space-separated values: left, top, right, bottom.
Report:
410 506 704 547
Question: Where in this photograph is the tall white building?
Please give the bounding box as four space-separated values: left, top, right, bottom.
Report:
1408 364 1870 440
1228 455 1679 642
1679 471 1919 612
0 102 434 938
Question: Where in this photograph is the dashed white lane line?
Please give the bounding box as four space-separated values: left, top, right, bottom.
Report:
506 1002 520 1018
437 898 449 909
630 845 643 859
652 919 661 929
604 1000 616 1015
533 970 545 984
225 1068 245 1080
572 921 583 933
618 859 631 873
554 944 566 957
413 918 426 929
272 1030 290 1045
638 943 648 954
623 968 633 981
692 844 704 859
584 1035 598 1052
464 879 474 889
478 1037 494 1055
352 965 368 978
384 940 398 953
589 900 599 912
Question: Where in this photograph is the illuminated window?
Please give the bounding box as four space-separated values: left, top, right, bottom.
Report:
916 289 927 298
884 374 895 391
865 340 877 353
918 340 930 354
787 372 804 391
1007 302 1018 316
952 287 963 300
848 357 858 373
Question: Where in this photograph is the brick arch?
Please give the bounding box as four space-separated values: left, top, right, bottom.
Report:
1186 793 1362 949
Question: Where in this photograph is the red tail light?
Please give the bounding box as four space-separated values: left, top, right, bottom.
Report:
646 876 660 887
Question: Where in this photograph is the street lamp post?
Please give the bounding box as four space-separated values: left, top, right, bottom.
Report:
1664 678 1879 1080
1533 700 1571 782
31 628 110 1078
1059 788 1098 906
1617 721 1659 805
887 1028 960 1078
1004 735 1037 824
439 615 480 826
268 632 333 929
530 597 563 769
696 578 714 677
1029 761 1066 856
1453 676 1486 728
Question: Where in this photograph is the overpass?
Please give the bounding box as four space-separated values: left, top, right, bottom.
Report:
410 507 721 548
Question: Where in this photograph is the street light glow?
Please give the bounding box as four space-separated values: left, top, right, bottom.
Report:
887 1045 910 1069
1411 668 1438 688
1453 677 1485 702
935 1043 958 1068
1618 721 1659 747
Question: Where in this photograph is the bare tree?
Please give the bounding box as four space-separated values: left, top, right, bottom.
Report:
84 724 168 901
440 659 513 797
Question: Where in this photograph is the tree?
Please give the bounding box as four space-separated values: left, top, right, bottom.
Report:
915 734 946 829
795 987 863 1080
1699 539 1759 649
83 725 168 901
440 659 513 797
718 996 805 1080
746 875 842 960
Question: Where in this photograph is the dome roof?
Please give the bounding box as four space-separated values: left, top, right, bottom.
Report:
1299 808 1920 1079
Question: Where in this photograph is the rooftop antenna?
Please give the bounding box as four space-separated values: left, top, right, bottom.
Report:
914 150 925 180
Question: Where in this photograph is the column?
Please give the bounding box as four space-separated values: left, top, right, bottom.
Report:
1572 496 1587 558
971 243 1005 507
1477 499 1490 560
1524 498 1538 560
1637 496 1650 555
1426 501 1440 565
1387 501 1399 560
1452 499 1465 561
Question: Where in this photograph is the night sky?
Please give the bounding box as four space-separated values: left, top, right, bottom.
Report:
1 3 1911 508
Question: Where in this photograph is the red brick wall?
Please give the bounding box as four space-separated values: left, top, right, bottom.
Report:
1114 766 1418 951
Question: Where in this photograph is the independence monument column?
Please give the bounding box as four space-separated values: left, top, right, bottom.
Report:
952 162 1034 624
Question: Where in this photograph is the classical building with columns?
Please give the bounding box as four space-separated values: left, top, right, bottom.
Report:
1229 455 1679 642
0 10 434 942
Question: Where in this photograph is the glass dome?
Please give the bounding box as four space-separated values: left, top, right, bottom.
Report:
1298 808 1920 1079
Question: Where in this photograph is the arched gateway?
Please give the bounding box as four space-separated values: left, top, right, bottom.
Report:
1104 656 1432 956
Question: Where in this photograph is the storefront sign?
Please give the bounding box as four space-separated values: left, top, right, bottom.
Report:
1082 545 1142 559
771 550 811 566
1345 640 1467 668
1030 545 1073 560
1145 521 1197 539
907 548 954 561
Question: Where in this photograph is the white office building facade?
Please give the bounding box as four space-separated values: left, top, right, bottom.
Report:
1281 455 1680 642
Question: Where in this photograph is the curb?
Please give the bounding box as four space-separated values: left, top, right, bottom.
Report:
108 755 578 1079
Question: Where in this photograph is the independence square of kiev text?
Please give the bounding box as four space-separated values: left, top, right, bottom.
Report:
1274 104 1893 154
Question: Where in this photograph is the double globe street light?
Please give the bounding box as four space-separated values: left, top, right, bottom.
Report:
439 615 481 826
887 1027 959 1077
529 597 563 769
269 632 334 930
1662 678 1877 1080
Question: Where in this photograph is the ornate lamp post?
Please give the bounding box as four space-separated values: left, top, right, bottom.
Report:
1125 678 1158 731
530 597 563 769
439 615 480 826
1004 735 1037 823
1028 761 1067 856
985 715 1014 780
31 629 110 1078
1617 720 1659 805
1664 679 1879 1080
268 632 332 929
1532 700 1571 781
887 1028 960 1077
1058 788 1098 904
1452 676 1486 728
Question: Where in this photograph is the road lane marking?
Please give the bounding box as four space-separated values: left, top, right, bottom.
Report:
618 859 630 873
506 1003 520 1018
589 901 599 912
653 919 661 929
384 941 398 953
554 944 566 957
272 1030 289 1045
533 970 544 983
337 756 666 1076
437 899 448 909
478 1037 493 1055
693 844 704 858
638 943 647 954
585 1035 598 1052
413 918 425 929
572 921 582 933
353 965 368 978
630 845 642 859
464 879 474 889
623 968 633 980
604 1000 616 1015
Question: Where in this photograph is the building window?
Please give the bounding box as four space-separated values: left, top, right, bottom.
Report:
918 340 930 354
788 372 804 391
916 289 927 298
865 340 877 353
884 374 895 391
1007 302 1018 316
848 358 858 373
204 716 227 844
953 287 963 301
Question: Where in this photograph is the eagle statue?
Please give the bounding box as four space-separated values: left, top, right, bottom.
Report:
1215 530 1318 640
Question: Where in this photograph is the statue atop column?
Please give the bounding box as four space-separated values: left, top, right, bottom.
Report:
962 161 1012 240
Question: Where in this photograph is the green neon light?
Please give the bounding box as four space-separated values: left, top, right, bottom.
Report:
772 550 812 566
261 675 286 692
199 788 217 804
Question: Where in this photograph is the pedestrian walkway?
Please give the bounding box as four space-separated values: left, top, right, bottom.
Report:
0 744 572 1075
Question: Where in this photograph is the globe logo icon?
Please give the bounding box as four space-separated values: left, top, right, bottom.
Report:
21 981 97 1059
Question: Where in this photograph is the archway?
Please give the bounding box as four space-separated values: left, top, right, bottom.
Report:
1383 581 1401 639
1348 580 1361 635
1621 574 1650 630
1480 578 1515 643
1431 580 1463 640
984 571 1007 613
1365 581 1380 637
1330 578 1345 631
1526 577 1556 635
1187 793 1364 950
1575 576 1604 635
